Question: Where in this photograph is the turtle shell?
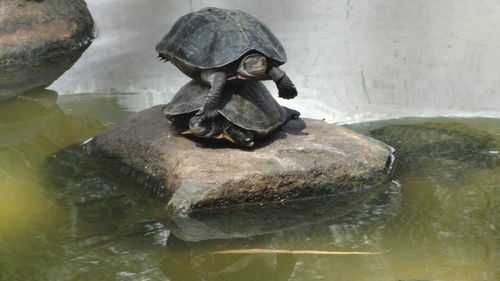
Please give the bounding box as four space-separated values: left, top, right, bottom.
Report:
156 7 287 69
164 80 288 134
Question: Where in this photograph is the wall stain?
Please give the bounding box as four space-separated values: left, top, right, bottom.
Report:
361 70 372 104
345 0 351 21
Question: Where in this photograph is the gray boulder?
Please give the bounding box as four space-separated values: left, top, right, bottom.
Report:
86 105 395 217
0 0 94 101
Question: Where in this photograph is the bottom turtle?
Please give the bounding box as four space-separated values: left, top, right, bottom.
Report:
163 80 300 147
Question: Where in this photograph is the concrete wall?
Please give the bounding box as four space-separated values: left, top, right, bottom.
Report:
49 0 500 123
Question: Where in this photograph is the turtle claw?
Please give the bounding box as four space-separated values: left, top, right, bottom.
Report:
283 107 301 120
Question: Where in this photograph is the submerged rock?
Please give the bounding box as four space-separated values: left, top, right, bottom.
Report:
86 105 395 216
0 0 94 101
0 89 58 147
370 122 500 168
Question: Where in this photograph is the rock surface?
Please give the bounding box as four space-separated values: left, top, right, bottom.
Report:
0 0 94 101
87 105 395 216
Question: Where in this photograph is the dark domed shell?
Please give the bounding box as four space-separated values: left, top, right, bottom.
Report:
164 80 288 134
156 7 287 69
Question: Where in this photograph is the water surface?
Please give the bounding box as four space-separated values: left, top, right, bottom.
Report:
0 91 498 281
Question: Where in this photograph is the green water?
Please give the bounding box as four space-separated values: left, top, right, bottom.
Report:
0 90 499 281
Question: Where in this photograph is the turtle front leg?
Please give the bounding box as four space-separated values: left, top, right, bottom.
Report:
269 67 298 99
190 71 227 137
196 71 227 120
189 114 223 138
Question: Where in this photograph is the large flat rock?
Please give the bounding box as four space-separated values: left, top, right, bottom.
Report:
86 105 395 216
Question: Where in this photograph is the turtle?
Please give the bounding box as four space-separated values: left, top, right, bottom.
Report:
156 7 298 133
163 80 300 147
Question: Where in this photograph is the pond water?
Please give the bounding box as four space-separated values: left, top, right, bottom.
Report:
0 90 498 281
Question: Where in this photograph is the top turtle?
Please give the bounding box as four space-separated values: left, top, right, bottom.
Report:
156 7 297 127
156 7 286 70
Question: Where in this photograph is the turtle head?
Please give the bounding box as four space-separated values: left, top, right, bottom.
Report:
237 54 267 79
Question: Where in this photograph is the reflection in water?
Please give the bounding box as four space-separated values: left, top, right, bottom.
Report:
0 92 499 281
161 235 297 281
0 90 105 231
0 90 107 280
41 146 168 280
165 180 400 242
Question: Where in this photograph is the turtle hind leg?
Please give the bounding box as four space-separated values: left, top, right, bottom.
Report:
169 114 191 131
223 122 255 148
283 107 301 121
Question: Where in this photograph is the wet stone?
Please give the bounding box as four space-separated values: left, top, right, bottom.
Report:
86 105 396 216
0 0 94 101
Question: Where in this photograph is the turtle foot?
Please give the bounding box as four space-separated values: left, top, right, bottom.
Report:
283 107 301 120
189 115 221 138
277 74 298 99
